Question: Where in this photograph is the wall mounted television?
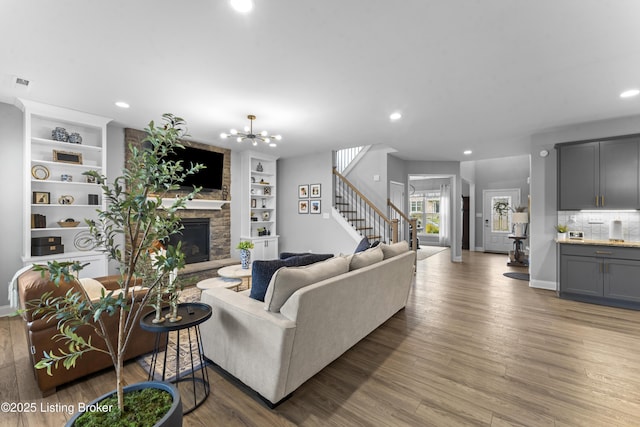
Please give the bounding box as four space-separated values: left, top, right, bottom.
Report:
166 145 224 191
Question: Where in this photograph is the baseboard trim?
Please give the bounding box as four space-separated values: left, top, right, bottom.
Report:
530 279 556 291
0 305 16 317
475 246 484 252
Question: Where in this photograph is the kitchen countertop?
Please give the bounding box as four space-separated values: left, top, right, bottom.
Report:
556 238 640 248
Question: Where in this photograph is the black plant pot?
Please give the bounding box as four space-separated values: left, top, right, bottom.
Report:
65 381 182 427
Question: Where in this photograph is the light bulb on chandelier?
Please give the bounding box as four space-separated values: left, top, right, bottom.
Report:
220 115 281 148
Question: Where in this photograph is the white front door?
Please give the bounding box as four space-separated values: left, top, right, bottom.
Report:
483 189 521 253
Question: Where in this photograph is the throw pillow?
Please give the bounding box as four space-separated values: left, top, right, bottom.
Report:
349 245 383 270
380 241 410 259
250 257 297 302
250 253 335 302
354 236 370 253
264 256 350 313
79 278 107 302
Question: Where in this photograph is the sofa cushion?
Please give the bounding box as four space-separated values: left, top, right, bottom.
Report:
250 257 298 302
250 253 335 302
354 236 370 253
264 256 350 313
349 245 384 270
78 278 106 302
380 241 410 259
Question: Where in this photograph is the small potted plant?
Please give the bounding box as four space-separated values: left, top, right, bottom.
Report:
555 224 569 240
236 241 255 269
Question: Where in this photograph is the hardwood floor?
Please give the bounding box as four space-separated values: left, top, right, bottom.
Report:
2 250 640 426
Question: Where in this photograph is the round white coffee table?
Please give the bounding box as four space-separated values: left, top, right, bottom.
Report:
217 264 252 289
196 277 242 292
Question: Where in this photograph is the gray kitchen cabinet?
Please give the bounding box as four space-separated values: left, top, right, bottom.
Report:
557 136 640 210
558 243 640 309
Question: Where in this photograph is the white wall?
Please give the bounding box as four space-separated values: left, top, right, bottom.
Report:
277 151 356 255
529 114 640 290
0 102 24 313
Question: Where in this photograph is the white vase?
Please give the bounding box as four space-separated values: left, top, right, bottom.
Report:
557 232 568 240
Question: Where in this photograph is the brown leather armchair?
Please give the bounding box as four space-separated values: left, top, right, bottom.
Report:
17 268 157 396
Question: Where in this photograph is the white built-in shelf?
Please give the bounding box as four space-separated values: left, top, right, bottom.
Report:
32 137 103 152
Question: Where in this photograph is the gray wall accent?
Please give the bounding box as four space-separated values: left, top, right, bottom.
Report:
462 155 531 248
343 145 393 212
529 114 640 290
277 151 356 255
0 102 24 310
388 154 408 213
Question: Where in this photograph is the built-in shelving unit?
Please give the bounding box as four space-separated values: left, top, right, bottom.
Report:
17 99 112 277
240 151 279 260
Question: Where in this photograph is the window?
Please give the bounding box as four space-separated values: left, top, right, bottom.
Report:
411 191 440 234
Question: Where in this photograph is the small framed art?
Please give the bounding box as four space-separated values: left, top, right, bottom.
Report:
310 200 321 214
298 184 309 199
263 186 272 196
310 183 321 198
33 191 50 204
53 150 83 164
298 199 309 214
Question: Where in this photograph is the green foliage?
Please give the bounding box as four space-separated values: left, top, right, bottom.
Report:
74 387 173 427
555 224 569 233
236 240 255 250
28 114 203 413
425 223 440 234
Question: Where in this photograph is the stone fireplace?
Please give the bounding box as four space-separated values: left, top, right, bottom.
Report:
124 128 232 270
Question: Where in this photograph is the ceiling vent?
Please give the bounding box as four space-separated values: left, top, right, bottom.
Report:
15 77 30 87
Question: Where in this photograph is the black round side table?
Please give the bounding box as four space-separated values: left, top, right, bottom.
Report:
140 302 212 414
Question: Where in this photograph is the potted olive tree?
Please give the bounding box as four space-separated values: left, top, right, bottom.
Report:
29 114 204 426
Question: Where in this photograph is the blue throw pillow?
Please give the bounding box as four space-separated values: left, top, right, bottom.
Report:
354 236 370 253
249 253 335 301
250 258 297 302
295 253 334 265
279 252 309 260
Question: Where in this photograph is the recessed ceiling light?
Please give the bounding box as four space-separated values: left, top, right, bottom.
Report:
115 101 130 109
463 150 472 155
620 89 639 98
389 112 402 121
230 0 253 13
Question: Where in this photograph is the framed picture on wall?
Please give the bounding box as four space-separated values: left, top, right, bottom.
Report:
298 199 309 214
298 184 309 199
310 200 321 214
310 183 321 198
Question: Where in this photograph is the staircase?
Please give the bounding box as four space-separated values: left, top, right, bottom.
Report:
333 168 417 251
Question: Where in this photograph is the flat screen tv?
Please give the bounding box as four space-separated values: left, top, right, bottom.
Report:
167 145 224 191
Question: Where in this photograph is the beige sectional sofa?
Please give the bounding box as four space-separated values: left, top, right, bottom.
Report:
199 242 416 406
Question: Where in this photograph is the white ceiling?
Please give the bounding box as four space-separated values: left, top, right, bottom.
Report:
2 0 640 161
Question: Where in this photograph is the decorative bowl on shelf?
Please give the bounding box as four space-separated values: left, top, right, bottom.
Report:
57 219 80 228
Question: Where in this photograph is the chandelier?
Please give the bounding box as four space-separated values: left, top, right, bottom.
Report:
220 115 282 147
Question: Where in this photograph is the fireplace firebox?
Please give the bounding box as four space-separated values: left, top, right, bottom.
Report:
169 218 210 264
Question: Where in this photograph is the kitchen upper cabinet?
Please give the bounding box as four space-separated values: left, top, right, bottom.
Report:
557 136 640 210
